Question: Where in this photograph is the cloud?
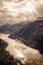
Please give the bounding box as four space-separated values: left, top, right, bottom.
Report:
0 0 43 24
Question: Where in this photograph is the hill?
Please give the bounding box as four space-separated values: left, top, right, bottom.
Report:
9 20 43 54
0 22 24 34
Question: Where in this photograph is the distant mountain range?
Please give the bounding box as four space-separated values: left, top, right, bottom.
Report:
0 23 11 34
0 22 25 34
0 20 43 54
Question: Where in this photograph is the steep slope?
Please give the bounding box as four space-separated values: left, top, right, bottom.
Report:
10 22 24 33
9 20 43 54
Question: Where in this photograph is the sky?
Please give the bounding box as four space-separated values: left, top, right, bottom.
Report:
0 0 43 24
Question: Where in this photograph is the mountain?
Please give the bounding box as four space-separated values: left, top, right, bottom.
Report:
0 23 11 34
9 20 43 54
10 22 25 33
0 22 24 34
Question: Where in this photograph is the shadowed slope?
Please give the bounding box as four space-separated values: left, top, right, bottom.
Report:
0 39 23 65
9 20 43 54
